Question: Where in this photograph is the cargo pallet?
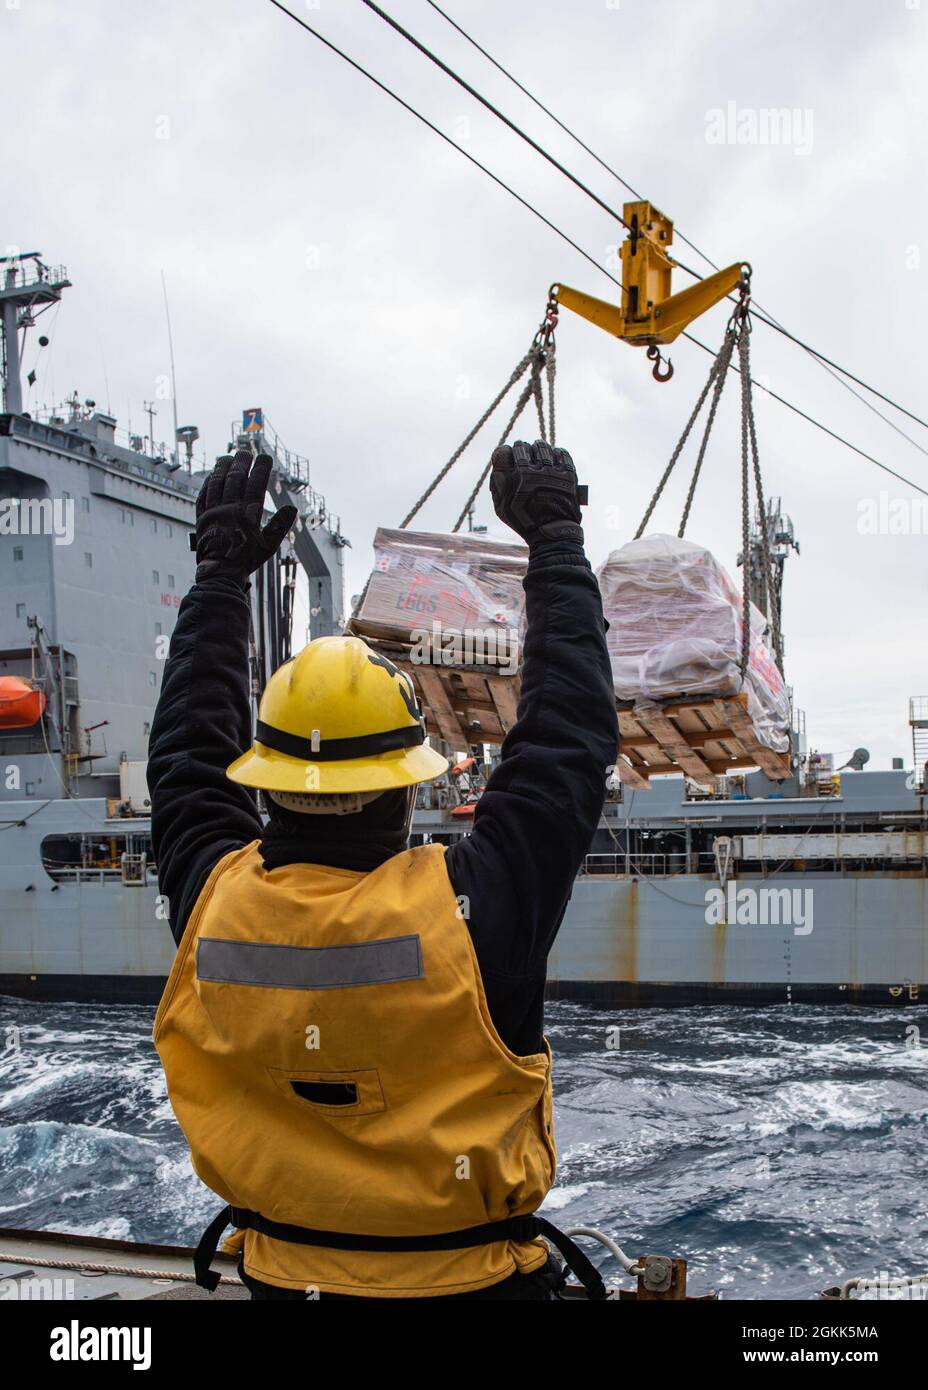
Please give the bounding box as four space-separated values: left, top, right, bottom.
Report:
350 621 789 785
347 626 518 749
615 692 791 789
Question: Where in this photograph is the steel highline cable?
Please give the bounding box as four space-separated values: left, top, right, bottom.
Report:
370 0 928 436
423 1 699 255
423 0 928 460
265 0 928 499
264 1 614 285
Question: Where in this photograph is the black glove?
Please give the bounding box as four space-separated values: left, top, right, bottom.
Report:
190 450 297 583
489 439 586 549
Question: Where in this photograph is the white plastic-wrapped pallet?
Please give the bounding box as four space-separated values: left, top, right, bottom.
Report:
596 534 790 752
352 528 527 643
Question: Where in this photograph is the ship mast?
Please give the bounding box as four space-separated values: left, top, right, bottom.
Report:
0 252 71 414
740 497 800 656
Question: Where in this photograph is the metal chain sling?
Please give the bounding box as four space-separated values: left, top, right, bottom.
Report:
452 349 542 532
545 337 557 446
632 268 784 685
738 321 784 674
678 329 736 539
402 293 559 533
634 336 733 540
400 349 534 529
452 336 559 532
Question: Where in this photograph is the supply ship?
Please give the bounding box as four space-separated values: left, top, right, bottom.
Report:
1 253 925 1006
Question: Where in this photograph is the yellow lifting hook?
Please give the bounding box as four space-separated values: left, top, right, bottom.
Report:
551 200 747 383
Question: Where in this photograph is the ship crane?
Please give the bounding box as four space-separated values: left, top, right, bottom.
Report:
738 497 799 650
223 411 351 685
0 252 71 415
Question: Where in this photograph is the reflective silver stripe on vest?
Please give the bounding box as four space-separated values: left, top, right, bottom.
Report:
196 934 423 991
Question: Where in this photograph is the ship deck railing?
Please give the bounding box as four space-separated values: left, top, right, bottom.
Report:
1 261 69 292
581 847 928 878
229 418 343 539
581 852 705 877
2 412 203 492
42 865 158 886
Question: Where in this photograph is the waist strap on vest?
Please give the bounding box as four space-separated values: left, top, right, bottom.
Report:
195 1205 609 1301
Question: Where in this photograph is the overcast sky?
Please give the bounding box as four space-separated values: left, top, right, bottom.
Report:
3 0 926 767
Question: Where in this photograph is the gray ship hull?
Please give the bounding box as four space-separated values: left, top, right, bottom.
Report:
0 800 173 1003
547 872 926 1007
1 796 924 1007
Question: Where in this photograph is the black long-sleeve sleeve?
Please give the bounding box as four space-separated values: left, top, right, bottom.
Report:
445 543 619 1055
148 576 261 944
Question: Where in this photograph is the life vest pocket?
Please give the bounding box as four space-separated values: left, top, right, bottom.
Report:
292 1079 358 1106
267 1066 386 1117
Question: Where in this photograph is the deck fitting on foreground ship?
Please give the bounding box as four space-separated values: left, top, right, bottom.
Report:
0 1224 718 1301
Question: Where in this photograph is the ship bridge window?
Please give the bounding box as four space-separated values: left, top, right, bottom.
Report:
152 569 159 585
166 523 173 538
84 552 93 568
150 518 158 533
41 832 156 885
81 497 90 513
13 547 23 561
16 603 26 618
167 574 174 590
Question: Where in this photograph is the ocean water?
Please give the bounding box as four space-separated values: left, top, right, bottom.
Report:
1 998 926 1300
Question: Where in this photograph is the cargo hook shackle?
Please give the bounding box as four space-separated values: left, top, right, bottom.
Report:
646 345 674 383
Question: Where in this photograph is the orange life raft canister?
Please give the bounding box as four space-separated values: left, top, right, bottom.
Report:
0 676 46 729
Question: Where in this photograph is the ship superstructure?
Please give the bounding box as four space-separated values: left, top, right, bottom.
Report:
0 254 349 993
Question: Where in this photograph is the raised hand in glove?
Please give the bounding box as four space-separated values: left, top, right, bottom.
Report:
490 439 587 549
190 450 297 583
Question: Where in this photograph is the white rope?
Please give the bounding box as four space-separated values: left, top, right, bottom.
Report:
564 1225 642 1274
0 1251 241 1286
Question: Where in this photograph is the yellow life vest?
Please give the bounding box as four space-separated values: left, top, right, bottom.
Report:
154 840 557 1298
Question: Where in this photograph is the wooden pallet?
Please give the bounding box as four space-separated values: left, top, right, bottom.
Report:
348 625 519 750
615 692 791 789
350 621 789 780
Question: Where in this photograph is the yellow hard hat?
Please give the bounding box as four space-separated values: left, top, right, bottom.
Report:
226 635 449 794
